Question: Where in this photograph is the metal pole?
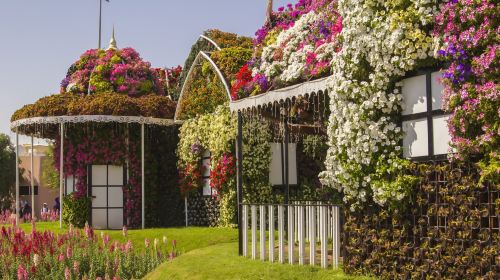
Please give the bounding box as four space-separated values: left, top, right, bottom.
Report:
31 136 35 221
59 123 64 228
237 111 244 256
98 0 102 49
184 196 188 227
15 130 19 225
284 116 289 204
141 123 145 229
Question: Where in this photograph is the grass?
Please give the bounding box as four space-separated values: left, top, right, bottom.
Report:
15 222 238 252
12 222 371 279
144 242 372 280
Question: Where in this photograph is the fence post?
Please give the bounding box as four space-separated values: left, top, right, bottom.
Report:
295 201 298 243
310 204 316 266
260 205 266 261
278 205 285 263
242 205 248 257
269 205 275 262
251 205 257 260
298 205 305 265
320 205 328 268
333 206 340 269
288 204 294 264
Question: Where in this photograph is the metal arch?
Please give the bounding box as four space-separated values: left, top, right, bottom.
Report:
174 52 203 121
174 51 232 121
199 34 222 51
199 51 232 101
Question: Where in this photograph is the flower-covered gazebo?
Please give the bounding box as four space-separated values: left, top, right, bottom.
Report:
11 34 182 229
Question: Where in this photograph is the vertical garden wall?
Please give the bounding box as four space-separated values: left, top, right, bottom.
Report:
317 0 498 278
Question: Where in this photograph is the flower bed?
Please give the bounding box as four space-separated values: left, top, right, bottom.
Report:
0 222 177 279
0 211 59 225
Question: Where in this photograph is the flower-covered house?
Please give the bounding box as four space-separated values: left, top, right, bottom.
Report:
11 34 185 230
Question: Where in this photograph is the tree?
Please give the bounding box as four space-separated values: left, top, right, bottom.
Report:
0 134 16 210
42 143 59 189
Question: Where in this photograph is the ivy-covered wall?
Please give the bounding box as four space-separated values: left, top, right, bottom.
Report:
145 126 184 227
187 192 220 227
344 162 499 279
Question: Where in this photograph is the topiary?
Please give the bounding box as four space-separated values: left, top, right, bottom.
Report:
62 194 91 228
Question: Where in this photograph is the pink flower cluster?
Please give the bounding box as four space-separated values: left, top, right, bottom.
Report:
0 222 178 279
434 0 499 162
61 48 164 97
0 210 59 225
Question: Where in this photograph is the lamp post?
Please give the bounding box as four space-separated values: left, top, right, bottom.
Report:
98 0 110 49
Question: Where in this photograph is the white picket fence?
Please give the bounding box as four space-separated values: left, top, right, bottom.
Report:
241 202 341 269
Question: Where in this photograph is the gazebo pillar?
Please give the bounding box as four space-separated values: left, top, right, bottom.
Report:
59 123 64 228
15 130 19 225
236 111 243 255
141 123 145 229
31 136 35 222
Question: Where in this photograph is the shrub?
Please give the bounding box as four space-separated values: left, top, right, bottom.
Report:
62 194 91 228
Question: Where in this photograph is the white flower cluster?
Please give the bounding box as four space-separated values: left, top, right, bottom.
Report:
320 0 438 210
255 10 338 83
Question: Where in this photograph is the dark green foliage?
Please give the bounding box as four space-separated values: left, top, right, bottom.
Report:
344 162 499 279
242 118 274 203
41 144 59 189
187 192 220 227
62 194 91 228
0 134 16 210
145 126 184 227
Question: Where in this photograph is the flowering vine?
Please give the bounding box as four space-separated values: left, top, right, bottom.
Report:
434 0 499 183
320 0 439 210
54 129 142 227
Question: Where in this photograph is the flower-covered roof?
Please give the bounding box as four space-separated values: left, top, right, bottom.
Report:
11 39 178 138
60 47 165 97
231 0 341 100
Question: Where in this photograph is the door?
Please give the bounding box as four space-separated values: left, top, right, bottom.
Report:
90 165 124 229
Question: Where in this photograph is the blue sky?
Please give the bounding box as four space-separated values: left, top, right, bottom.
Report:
0 0 289 143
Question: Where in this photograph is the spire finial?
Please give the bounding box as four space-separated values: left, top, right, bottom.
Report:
265 0 273 26
107 26 117 50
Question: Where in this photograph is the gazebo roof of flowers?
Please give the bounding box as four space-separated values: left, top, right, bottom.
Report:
10 33 178 138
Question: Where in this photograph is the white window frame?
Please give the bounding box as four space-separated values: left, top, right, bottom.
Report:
400 69 451 161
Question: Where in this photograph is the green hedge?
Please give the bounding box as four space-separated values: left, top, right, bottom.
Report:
62 194 91 228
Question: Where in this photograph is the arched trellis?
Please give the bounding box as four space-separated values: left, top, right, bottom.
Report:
174 48 233 120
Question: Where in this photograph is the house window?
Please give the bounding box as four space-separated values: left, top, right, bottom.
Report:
20 186 39 195
401 70 452 160
65 175 77 195
269 143 298 186
201 150 213 196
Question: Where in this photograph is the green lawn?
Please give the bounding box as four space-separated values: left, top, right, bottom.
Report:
145 242 372 280
12 222 370 279
15 222 238 252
